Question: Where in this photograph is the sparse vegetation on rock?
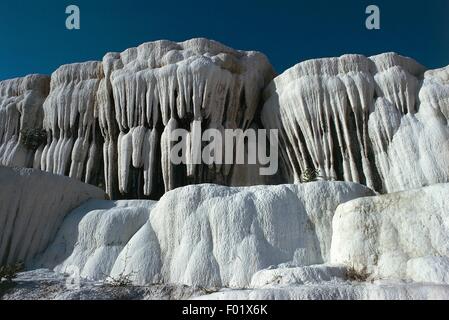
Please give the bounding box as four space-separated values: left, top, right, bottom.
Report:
301 168 319 183
346 266 370 282
0 262 24 283
20 128 47 150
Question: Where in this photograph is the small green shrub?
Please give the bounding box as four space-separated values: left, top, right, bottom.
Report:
103 247 135 288
105 273 134 287
346 266 370 282
301 168 319 183
200 287 220 295
20 128 47 150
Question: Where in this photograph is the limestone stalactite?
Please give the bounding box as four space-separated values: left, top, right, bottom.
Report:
39 62 104 186
0 38 275 199
101 39 275 197
0 75 50 168
262 53 449 193
1 41 449 196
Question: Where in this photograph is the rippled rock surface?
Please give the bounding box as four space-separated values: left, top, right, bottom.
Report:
262 53 449 193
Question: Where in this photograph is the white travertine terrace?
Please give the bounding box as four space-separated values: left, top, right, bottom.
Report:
1 42 449 197
331 183 449 281
369 65 449 192
2 170 449 299
2 42 449 300
262 53 449 193
0 38 275 199
37 182 374 288
40 62 104 186
0 75 50 167
100 39 275 197
0 167 105 266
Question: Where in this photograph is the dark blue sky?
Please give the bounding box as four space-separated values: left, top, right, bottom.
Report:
1 0 448 80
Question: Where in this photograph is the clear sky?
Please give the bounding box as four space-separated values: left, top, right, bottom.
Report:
1 0 448 80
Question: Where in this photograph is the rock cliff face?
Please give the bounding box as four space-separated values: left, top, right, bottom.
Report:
262 54 449 193
0 75 50 168
0 167 105 266
2 38 449 300
40 62 104 188
0 38 275 200
23 180 449 299
1 40 448 197
331 183 449 281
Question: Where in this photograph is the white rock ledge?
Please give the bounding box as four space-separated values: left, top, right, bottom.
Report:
331 183 449 281
36 181 374 288
0 166 105 266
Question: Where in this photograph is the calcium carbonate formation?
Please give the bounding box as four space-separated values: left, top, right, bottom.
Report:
0 75 50 168
330 183 449 280
0 166 105 266
0 38 275 199
2 39 449 300
3 166 449 300
262 53 449 193
36 182 374 288
1 39 449 197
